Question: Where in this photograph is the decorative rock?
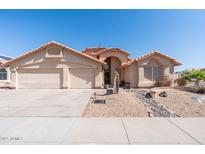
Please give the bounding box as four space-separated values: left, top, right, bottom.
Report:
106 89 113 95
133 89 178 117
159 91 168 97
145 92 152 99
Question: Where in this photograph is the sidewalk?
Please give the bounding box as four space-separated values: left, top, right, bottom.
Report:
0 117 204 144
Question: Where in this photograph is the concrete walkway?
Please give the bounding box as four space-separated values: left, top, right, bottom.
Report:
0 117 204 144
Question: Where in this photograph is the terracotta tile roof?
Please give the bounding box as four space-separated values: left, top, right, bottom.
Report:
3 41 106 66
126 57 132 62
135 51 182 66
96 48 130 55
82 47 130 56
82 48 106 54
121 59 135 68
121 50 182 68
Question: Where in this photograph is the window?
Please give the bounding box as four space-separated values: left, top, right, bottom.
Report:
45 47 63 58
153 67 162 80
47 48 60 55
0 68 7 80
144 66 162 81
144 67 152 80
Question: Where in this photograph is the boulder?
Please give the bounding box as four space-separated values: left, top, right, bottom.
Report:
159 91 168 97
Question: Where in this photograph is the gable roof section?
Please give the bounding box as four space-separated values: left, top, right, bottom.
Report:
135 51 182 66
122 51 182 68
3 41 106 66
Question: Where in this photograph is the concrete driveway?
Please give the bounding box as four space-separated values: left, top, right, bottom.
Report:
0 89 93 117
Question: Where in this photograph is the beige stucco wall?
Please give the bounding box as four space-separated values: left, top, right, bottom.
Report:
130 61 138 88
123 65 131 83
8 45 104 89
137 54 175 87
122 61 138 88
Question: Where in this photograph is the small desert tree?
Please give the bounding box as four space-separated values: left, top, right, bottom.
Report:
182 70 205 87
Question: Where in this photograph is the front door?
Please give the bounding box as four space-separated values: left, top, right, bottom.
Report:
104 69 110 84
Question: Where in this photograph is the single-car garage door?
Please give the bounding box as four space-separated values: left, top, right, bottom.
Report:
69 69 95 88
17 69 62 89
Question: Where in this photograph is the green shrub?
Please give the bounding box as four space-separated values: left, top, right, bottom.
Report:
182 70 205 84
176 78 187 86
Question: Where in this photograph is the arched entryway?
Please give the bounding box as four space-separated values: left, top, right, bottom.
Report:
104 56 121 86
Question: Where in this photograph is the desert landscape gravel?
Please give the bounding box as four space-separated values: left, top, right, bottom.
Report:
83 87 205 117
154 88 205 117
82 89 148 117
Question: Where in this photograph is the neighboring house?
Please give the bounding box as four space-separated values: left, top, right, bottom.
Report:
0 54 13 87
2 41 181 89
173 71 182 81
185 68 205 72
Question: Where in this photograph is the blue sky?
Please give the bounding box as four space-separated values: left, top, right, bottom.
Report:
0 10 205 71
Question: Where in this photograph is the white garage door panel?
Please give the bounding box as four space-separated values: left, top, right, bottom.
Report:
17 69 62 89
70 69 94 88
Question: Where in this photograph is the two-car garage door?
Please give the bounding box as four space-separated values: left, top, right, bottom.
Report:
17 69 62 89
17 68 95 89
69 69 94 89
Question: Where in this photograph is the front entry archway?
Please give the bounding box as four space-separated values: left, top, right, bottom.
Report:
104 56 121 86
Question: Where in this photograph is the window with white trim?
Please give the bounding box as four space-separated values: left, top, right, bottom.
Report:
0 68 7 80
45 47 63 58
47 48 61 55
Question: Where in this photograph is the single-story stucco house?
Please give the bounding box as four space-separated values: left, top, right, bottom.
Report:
0 41 181 89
